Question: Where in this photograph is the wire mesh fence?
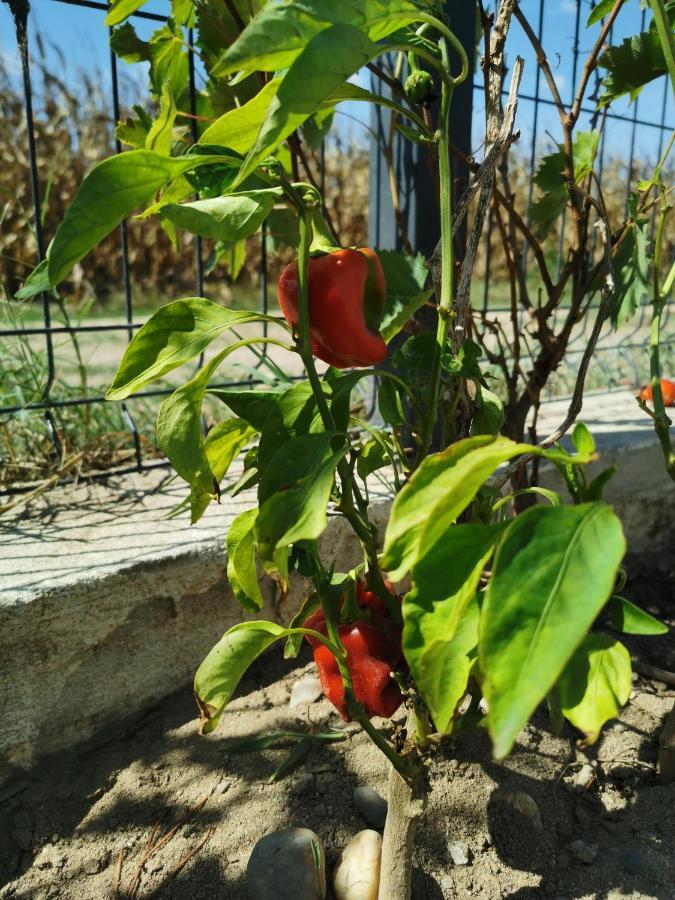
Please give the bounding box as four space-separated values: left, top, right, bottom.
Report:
1 0 673 495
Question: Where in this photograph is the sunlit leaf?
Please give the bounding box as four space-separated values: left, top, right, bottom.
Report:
480 503 626 758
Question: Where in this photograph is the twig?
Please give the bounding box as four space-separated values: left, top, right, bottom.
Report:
0 451 84 516
113 848 125 898
454 56 524 348
632 659 675 687
495 214 614 488
570 0 625 125
144 826 215 899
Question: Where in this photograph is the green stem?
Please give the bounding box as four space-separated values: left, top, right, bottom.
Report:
647 196 675 480
294 207 400 620
419 36 455 460
387 11 469 84
648 0 675 96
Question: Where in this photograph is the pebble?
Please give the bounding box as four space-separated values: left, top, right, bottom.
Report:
493 790 543 831
247 828 326 899
289 676 324 708
35 846 66 869
615 723 627 733
218 778 232 794
569 839 598 864
333 830 382 900
353 787 387 829
440 874 454 896
83 854 105 876
448 840 471 866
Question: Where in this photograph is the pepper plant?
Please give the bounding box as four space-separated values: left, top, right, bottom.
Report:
16 0 673 896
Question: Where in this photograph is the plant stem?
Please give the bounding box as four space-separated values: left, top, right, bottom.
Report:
419 37 455 459
294 208 399 620
647 196 675 480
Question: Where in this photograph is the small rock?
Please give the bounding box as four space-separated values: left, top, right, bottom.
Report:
333 830 381 900
621 849 646 876
289 676 324 708
615 723 626 733
51 834 60 844
493 790 543 830
353 787 387 829
247 828 326 899
314 803 327 817
439 874 454 897
217 778 232 794
480 832 493 850
83 855 104 876
569 839 598 864
448 841 471 866
575 764 596 790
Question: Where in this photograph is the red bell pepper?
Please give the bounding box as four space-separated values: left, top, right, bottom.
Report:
303 580 403 720
640 377 675 407
277 247 388 369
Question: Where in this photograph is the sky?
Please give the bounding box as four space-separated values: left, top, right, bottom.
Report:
1 0 672 173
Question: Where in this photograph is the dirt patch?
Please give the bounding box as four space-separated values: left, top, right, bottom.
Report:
1 567 673 900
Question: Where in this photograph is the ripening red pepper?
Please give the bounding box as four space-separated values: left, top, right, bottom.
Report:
640 378 675 407
303 580 403 721
277 248 388 369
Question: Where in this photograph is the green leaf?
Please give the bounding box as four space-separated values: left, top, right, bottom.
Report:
356 434 390 481
145 82 177 155
479 503 626 758
194 620 338 732
148 21 189 98
610 206 651 325
255 432 347 582
190 418 255 522
383 436 546 581
14 258 50 301
160 190 280 242
105 0 148 26
269 736 313 782
376 250 432 343
442 339 483 380
156 340 271 510
529 131 600 236
227 508 264 612
257 382 325 468
107 298 279 400
587 0 615 26
572 422 596 457
43 150 239 288
378 378 406 427
116 105 153 149
556 634 632 744
403 524 503 732
609 595 668 635
235 24 379 186
213 0 426 77
211 387 286 432
110 23 149 62
284 592 321 659
470 387 504 437
598 27 669 105
199 78 281 151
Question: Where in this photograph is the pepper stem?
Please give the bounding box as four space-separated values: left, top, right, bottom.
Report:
419 35 457 460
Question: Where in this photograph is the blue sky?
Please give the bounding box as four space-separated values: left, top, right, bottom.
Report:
1 0 672 170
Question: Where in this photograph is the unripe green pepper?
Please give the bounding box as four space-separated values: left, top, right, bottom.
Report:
404 69 435 105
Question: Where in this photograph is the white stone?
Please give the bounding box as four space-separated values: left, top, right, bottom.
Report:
289 676 323 708
333 830 382 900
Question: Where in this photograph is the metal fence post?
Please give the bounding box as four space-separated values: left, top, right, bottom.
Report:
368 2 476 257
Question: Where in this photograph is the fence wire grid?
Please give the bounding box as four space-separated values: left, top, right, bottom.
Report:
0 0 673 495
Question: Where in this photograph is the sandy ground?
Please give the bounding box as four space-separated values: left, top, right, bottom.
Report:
0 562 673 900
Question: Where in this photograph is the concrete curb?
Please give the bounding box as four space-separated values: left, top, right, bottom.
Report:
1 389 673 778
